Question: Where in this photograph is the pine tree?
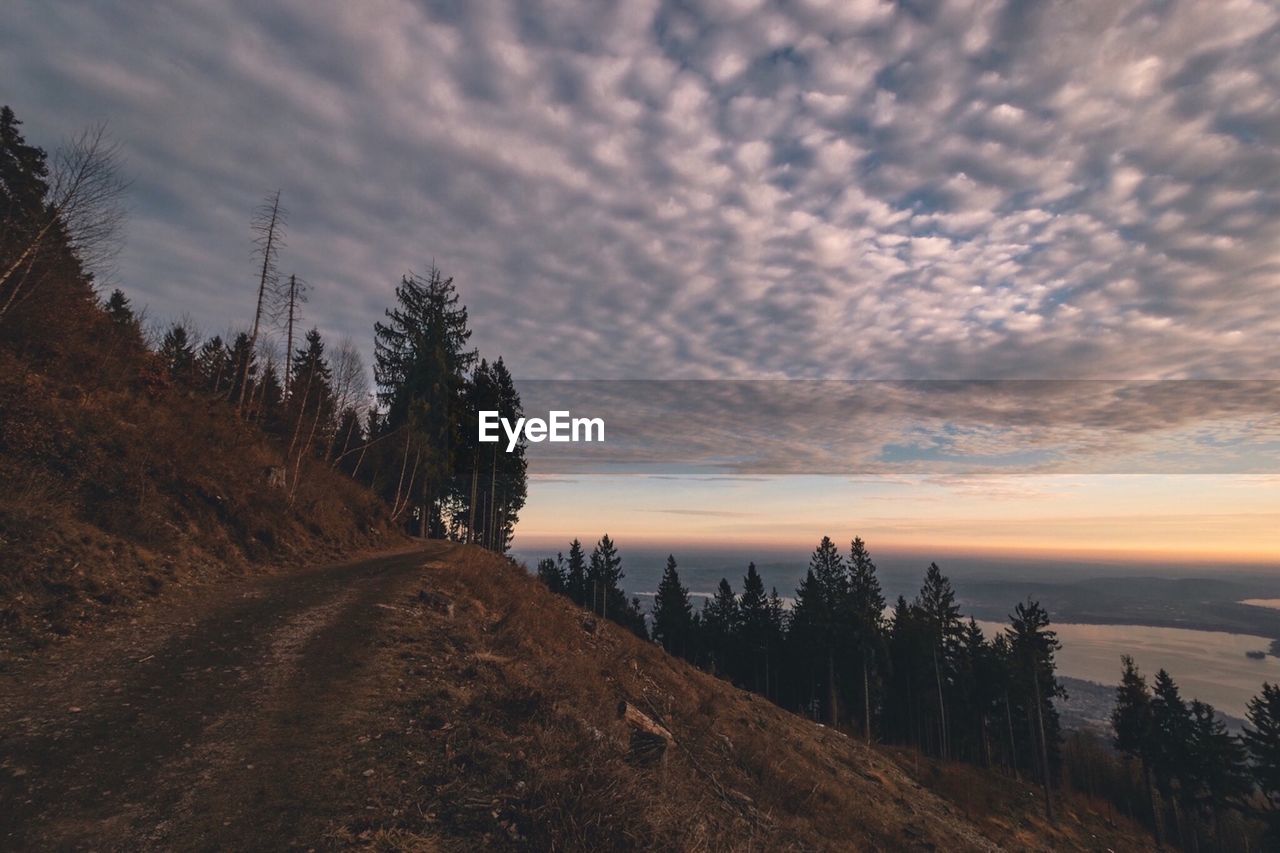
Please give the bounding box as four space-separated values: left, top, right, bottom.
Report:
373 266 476 536
587 534 624 619
104 288 135 327
1245 683 1280 842
738 562 770 692
702 578 739 679
958 618 999 765
884 595 930 747
1247 682 1280 800
536 556 565 594
809 536 846 726
196 334 228 394
159 322 196 382
1008 598 1063 823
788 568 825 718
917 563 963 759
1184 699 1249 846
1112 655 1164 846
485 357 526 552
652 554 693 660
225 332 256 405
1150 668 1193 845
848 536 886 743
565 539 587 606
0 105 50 220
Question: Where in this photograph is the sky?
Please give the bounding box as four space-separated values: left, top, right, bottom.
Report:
4 0 1278 564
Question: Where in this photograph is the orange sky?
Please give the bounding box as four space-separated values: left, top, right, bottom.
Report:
512 473 1280 565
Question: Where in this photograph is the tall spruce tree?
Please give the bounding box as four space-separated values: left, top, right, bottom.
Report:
1008 599 1063 823
702 578 740 679
1245 682 1280 843
738 562 770 693
159 322 196 382
373 266 476 536
809 536 846 726
565 539 587 607
917 563 963 759
1112 655 1164 846
652 554 693 660
536 556 566 594
847 536 886 743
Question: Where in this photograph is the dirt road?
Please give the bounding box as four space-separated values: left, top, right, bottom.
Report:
0 544 448 851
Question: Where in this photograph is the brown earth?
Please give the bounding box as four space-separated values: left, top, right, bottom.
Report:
0 543 1155 851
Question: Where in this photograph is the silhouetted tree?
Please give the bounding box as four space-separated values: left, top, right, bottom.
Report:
1112 655 1164 846
1008 598 1062 823
652 554 693 660
847 536 886 743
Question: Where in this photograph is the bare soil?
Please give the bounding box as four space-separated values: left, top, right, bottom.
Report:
0 545 441 850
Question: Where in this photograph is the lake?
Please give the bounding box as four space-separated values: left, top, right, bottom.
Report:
979 620 1275 719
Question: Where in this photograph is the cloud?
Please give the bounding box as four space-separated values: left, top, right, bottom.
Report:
2 0 1279 384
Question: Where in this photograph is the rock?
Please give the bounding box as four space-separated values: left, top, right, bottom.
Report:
415 588 454 616
617 700 673 766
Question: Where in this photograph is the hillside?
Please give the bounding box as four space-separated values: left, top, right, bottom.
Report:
0 294 399 655
1 543 1155 850
344 547 1155 851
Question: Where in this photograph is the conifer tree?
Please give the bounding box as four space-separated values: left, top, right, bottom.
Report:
225 332 256 405
159 322 196 382
789 568 826 719
1112 655 1164 846
587 534 624 619
104 288 135 327
848 536 886 743
565 539 587 606
1184 699 1249 846
918 563 963 758
702 578 740 679
809 536 846 725
1150 668 1193 843
536 556 565 594
1008 598 1063 823
373 266 476 536
1245 683 1280 842
197 334 228 394
738 562 771 692
652 554 693 659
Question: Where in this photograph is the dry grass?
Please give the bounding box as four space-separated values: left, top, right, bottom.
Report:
0 347 398 654
334 546 1157 851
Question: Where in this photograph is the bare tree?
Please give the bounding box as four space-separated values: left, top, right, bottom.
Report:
330 338 367 413
280 273 307 392
236 190 286 412
0 123 127 322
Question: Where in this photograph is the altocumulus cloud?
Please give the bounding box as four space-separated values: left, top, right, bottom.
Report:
2 0 1278 380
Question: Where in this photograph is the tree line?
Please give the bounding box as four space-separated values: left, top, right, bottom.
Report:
1104 657 1280 850
539 534 1066 821
1 104 526 549
537 531 1280 849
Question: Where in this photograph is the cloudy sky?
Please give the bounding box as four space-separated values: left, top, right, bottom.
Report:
5 0 1279 561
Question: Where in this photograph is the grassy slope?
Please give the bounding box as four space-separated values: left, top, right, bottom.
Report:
0 344 400 654
331 545 1154 851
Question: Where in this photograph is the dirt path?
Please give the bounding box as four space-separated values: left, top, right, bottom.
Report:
0 544 449 851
